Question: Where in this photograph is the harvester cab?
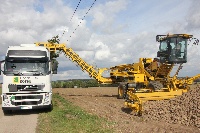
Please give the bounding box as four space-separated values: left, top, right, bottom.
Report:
156 34 193 64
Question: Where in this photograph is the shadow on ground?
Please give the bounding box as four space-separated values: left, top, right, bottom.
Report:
3 109 50 116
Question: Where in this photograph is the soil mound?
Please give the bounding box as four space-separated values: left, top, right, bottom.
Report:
143 85 200 129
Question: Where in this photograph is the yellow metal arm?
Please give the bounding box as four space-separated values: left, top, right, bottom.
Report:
125 90 142 115
35 42 113 84
176 74 200 87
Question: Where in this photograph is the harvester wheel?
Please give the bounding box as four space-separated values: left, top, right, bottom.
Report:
117 83 126 99
147 81 163 92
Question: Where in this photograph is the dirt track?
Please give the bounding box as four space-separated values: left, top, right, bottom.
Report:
53 86 200 133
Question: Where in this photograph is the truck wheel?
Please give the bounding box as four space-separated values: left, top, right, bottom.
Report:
117 83 126 99
3 110 12 115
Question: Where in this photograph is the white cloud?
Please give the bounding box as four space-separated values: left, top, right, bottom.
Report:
91 0 129 34
94 42 111 60
185 0 200 31
52 70 90 81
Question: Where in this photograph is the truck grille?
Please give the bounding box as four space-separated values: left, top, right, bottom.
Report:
15 101 39 105
11 95 43 106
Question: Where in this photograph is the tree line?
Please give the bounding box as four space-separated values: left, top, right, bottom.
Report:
52 79 117 88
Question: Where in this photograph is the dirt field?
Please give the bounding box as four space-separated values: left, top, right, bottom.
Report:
53 86 199 133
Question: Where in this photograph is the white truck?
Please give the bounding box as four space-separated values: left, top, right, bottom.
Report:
0 44 56 115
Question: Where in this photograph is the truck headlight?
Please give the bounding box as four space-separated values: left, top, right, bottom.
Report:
3 94 10 106
3 94 8 100
45 93 49 97
44 93 51 104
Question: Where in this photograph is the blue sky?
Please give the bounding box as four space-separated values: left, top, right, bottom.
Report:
0 0 200 81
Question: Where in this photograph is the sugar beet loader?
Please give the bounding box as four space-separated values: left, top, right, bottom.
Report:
35 33 199 115
113 34 200 115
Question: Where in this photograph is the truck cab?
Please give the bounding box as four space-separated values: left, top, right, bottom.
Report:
0 44 53 114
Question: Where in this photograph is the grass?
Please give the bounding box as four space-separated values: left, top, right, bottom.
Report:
36 93 114 133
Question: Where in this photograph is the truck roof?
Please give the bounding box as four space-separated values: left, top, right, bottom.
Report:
20 44 37 47
8 44 48 51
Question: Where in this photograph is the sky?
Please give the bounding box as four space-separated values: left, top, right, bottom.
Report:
1 0 200 81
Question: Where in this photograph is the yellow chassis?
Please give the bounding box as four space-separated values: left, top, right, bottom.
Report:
124 89 187 115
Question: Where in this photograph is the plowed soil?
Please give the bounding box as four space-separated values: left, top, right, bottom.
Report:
53 85 200 133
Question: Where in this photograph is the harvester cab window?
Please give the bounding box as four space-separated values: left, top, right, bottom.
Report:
157 35 188 64
168 37 187 63
160 41 168 51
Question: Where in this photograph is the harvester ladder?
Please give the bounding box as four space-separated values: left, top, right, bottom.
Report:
35 42 112 83
173 63 183 77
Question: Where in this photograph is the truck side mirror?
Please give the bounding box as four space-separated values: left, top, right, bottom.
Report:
51 60 58 74
0 62 1 75
0 60 5 75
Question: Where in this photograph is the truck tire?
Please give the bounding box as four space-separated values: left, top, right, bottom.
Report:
117 83 126 99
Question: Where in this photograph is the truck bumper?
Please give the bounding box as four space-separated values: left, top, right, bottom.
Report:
2 104 52 111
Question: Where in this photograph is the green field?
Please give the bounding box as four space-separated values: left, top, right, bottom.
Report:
36 93 114 133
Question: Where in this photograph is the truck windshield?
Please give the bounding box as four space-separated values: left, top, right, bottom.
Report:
4 59 49 75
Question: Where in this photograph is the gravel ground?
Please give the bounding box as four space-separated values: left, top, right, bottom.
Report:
0 107 39 133
54 86 200 133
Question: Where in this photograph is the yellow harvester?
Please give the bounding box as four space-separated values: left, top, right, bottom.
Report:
35 34 199 115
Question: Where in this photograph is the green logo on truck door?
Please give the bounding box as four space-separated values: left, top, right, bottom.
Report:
13 77 19 83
